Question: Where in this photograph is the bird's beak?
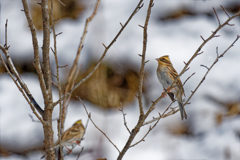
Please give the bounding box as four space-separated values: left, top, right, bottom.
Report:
155 58 159 61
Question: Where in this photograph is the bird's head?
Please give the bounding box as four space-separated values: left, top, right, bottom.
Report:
155 55 172 66
73 119 82 126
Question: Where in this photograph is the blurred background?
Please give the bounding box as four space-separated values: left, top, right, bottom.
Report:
0 0 240 159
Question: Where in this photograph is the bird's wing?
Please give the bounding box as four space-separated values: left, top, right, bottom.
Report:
168 65 185 96
168 92 175 101
61 125 82 142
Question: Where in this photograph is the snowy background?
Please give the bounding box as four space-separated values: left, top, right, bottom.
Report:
0 0 240 160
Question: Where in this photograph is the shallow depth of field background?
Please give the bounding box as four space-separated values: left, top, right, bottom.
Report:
0 0 240 160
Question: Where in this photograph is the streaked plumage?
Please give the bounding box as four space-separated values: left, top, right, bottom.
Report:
156 55 187 120
54 120 85 148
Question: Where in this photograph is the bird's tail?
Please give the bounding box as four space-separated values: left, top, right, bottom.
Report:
178 101 187 120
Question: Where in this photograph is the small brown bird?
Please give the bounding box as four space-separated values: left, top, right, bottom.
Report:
54 119 85 152
156 55 187 120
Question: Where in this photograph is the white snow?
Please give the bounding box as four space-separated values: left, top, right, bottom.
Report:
1 0 240 160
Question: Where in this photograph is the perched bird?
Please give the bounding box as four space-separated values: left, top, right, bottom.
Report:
54 119 85 152
156 55 187 120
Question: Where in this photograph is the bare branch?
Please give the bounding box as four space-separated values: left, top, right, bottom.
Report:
221 5 230 18
54 0 145 107
77 97 120 153
200 64 210 70
61 0 101 116
119 103 131 134
4 19 8 48
213 7 221 26
130 113 161 148
0 44 45 120
57 0 66 6
200 35 205 41
143 100 175 126
117 1 153 159
76 147 84 160
137 0 153 116
183 72 195 86
21 0 47 101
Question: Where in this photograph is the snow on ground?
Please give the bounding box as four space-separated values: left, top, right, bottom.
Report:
0 0 240 160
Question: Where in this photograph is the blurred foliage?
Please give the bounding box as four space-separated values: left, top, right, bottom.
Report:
0 61 36 75
207 95 240 125
158 3 240 21
30 0 85 30
70 62 148 109
167 123 193 136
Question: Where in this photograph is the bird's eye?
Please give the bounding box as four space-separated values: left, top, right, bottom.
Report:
162 58 165 60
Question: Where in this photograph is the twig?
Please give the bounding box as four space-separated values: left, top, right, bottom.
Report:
143 100 175 126
29 114 41 123
213 7 221 26
53 0 144 107
221 5 230 18
76 147 84 160
57 0 66 6
4 19 8 48
183 72 195 86
130 113 161 148
77 96 120 153
58 65 68 68
200 64 210 70
119 103 131 134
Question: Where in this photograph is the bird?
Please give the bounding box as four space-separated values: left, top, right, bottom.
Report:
156 55 187 120
54 119 85 153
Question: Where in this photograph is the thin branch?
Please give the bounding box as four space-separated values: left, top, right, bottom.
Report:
53 0 145 107
4 19 8 48
213 7 221 26
61 0 101 116
130 113 161 148
21 0 47 101
117 1 153 159
143 100 175 126
50 0 63 157
138 0 153 116
62 0 101 106
0 44 45 119
57 0 66 6
200 64 210 70
119 103 131 134
183 72 195 86
77 97 120 153
221 5 230 18
76 147 84 160
0 48 44 123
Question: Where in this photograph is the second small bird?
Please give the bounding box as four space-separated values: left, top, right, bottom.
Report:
156 55 187 120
